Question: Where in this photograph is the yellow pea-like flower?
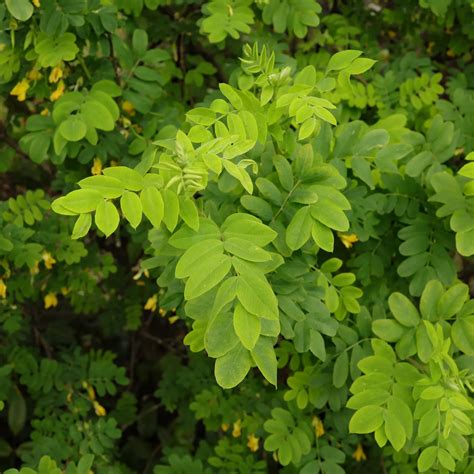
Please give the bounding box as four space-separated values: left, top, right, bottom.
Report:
144 295 158 312
232 419 241 437
247 434 259 452
352 443 367 462
338 233 359 249
91 158 103 176
11 79 30 102
42 251 56 270
44 292 58 309
0 279 7 299
50 80 65 101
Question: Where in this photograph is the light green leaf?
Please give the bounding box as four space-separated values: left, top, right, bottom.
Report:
312 221 334 252
452 316 474 355
61 189 103 214
162 189 180 232
81 100 115 131
222 213 277 247
251 336 277 386
79 176 124 199
140 186 164 228
120 191 142 229
349 405 384 433
224 237 271 262
175 239 224 279
326 50 362 72
215 344 252 389
71 213 92 239
236 272 278 320
6 0 34 21
185 255 231 299
417 446 438 472
437 283 469 318
205 311 238 358
311 201 349 232
388 292 420 327
58 117 87 142
233 303 261 350
333 351 349 388
285 206 312 250
179 197 199 231
384 410 406 451
95 200 119 237
103 167 144 191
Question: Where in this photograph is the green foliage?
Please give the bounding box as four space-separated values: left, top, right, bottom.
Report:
0 0 473 473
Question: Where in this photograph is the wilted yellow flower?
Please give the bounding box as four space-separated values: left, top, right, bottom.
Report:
32 0 41 7
61 287 70 296
93 401 106 416
247 434 259 452
144 295 157 312
27 69 42 81
338 233 359 249
49 65 63 83
91 158 102 175
44 292 58 309
221 423 230 432
121 100 135 116
352 443 367 462
66 391 73 403
42 251 56 270
11 79 30 102
312 416 325 438
50 80 65 101
0 279 7 299
168 316 179 324
232 419 241 438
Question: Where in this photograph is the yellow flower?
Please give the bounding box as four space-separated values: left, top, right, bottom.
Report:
168 315 179 324
0 279 7 299
91 158 102 176
50 80 65 101
221 423 230 432
44 292 58 309
121 100 135 116
338 233 359 249
32 0 40 7
93 401 106 417
49 65 63 83
312 416 325 438
40 108 50 116
11 79 30 102
158 308 166 316
61 287 70 296
144 295 157 312
352 443 367 462
87 385 96 401
42 251 56 270
232 419 241 438
247 434 259 452
27 69 42 81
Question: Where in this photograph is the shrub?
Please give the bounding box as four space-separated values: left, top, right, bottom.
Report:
0 0 473 473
